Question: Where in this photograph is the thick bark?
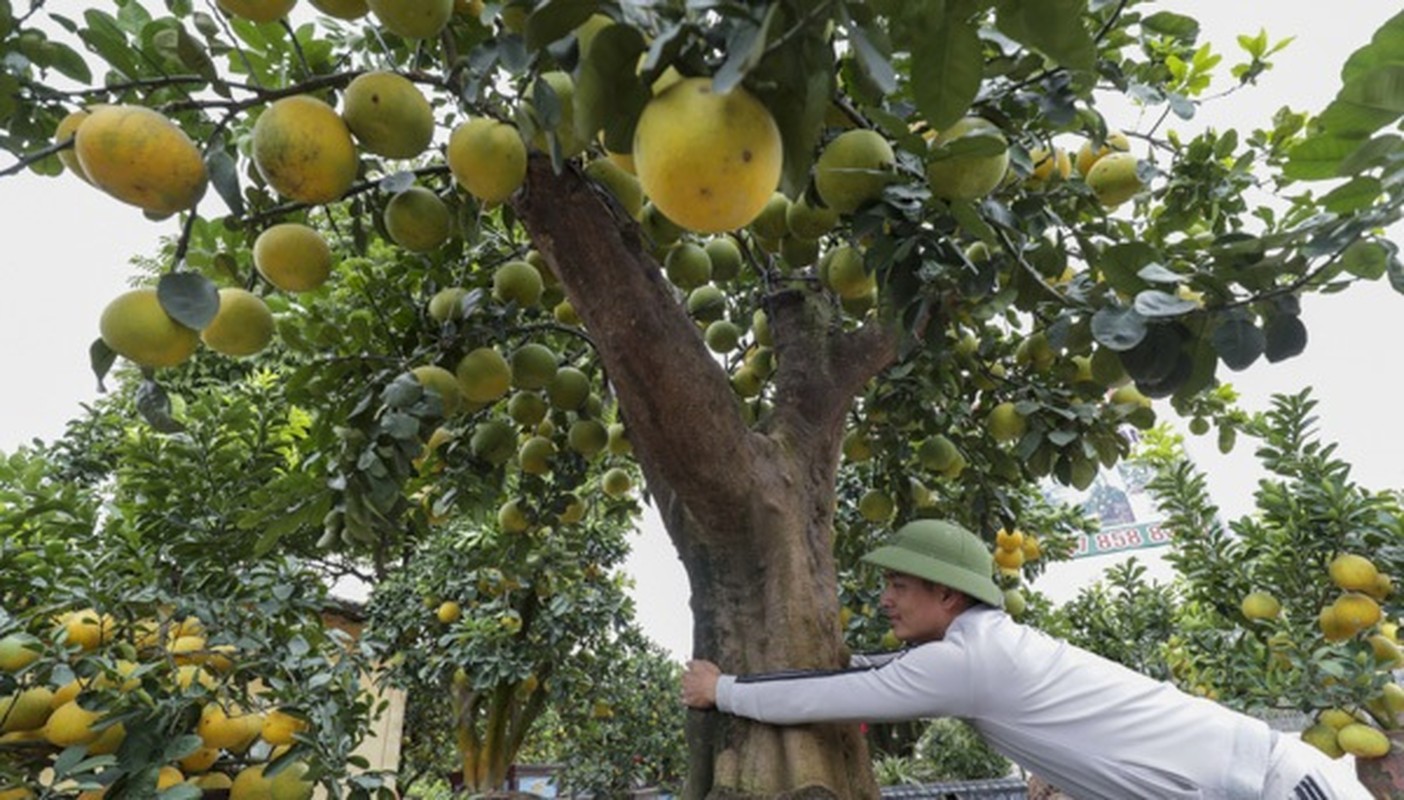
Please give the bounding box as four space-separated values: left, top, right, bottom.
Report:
512 157 898 799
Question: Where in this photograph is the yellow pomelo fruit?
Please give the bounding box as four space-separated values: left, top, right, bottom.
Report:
447 117 527 204
412 364 463 415
342 71 434 159
99 290 199 369
1370 573 1394 601
44 700 102 747
384 186 451 252
428 287 469 323
492 260 544 307
987 402 1026 444
786 195 839 238
167 634 207 665
554 299 580 325
1332 591 1382 632
917 435 961 473
194 772 234 790
1240 590 1281 621
601 467 632 498
1108 383 1152 409
1320 708 1358 730
633 77 783 234
367 0 453 38
469 419 515 465
198 703 263 751
309 0 369 19
568 419 608 457
261 709 308 746
54 109 91 182
749 192 791 240
231 763 312 800
995 528 1024 550
1301 722 1344 759
507 390 548 426
510 344 557 389
0 635 40 673
686 284 726 323
0 789 34 800
705 320 741 353
607 423 630 456
558 493 587 523
202 288 274 357
435 601 461 624
1319 605 1354 642
1369 634 1404 668
252 95 358 205
1338 723 1391 758
254 223 333 293
547 367 590 411
156 766 184 790
926 117 1010 201
179 746 221 774
814 129 895 214
1329 553 1380 592
1075 130 1130 176
583 158 643 218
217 0 296 22
74 105 207 215
1085 152 1143 209
175 665 217 691
0 688 54 733
1027 146 1071 186
1021 536 1041 561
456 347 511 404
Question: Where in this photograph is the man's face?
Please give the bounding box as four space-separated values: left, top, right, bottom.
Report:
879 571 956 644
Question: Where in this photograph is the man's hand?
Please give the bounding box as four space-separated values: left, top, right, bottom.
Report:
682 659 721 709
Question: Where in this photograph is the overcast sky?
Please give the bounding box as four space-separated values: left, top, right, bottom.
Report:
1 3 1401 661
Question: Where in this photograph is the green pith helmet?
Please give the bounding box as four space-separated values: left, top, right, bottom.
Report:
861 519 1004 608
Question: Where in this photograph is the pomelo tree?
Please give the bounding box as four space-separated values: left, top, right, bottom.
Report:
4 2 1404 796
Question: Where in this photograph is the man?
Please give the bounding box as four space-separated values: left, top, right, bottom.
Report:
682 519 1372 799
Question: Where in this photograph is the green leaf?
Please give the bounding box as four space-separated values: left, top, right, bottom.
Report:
995 0 1096 73
1210 314 1263 371
751 32 834 197
135 379 185 434
205 149 244 217
575 24 649 153
39 41 92 83
1340 239 1388 280
848 23 897 95
158 272 220 331
89 338 116 391
1140 11 1199 41
1097 242 1156 296
1263 314 1307 363
1325 64 1404 136
1340 10 1404 85
1133 290 1199 318
715 5 779 93
1319 175 1382 214
1090 306 1148 351
80 9 142 79
161 734 204 762
523 0 599 52
910 15 981 130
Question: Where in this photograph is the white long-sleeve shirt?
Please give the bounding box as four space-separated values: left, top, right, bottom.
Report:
716 606 1272 800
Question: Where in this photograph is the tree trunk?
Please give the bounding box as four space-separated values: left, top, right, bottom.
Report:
513 157 897 799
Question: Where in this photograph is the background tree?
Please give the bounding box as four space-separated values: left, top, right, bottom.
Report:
3 2 1404 797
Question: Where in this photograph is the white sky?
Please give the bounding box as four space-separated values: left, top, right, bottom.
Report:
2 3 1401 662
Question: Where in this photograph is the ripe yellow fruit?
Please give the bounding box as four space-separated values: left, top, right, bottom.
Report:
1027 146 1071 186
995 528 1024 551
309 0 370 19
498 498 531 533
456 347 511 404
436 601 462 624
993 546 1025 571
254 223 333 293
384 186 452 252
987 402 1026 444
218 0 295 22
74 105 207 215
252 95 358 205
156 766 184 790
447 118 528 204
428 287 469 323
54 109 91 182
412 364 463 415
493 260 544 307
59 608 115 652
1337 723 1391 758
0 635 39 673
1239 590 1281 621
261 709 308 746
367 0 453 38
202 288 275 357
517 436 555 475
926 117 1010 201
1320 708 1358 730
1021 536 1042 562
601 467 632 498
1085 152 1143 209
99 288 199 369
0 688 54 734
194 772 234 791
230 762 314 800
1318 605 1355 642
607 423 631 456
1075 130 1130 176
342 71 434 159
1329 554 1380 592
815 129 895 214
1332 591 1383 632
197 703 263 751
0 789 34 800
584 157 644 218
1301 722 1345 759
633 77 783 234
44 700 102 747
179 745 221 774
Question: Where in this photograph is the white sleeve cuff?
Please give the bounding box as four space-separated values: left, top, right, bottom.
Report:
715 674 738 712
